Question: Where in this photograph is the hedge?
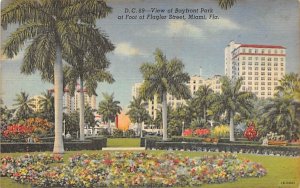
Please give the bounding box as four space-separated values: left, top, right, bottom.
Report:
0 137 107 153
151 142 300 156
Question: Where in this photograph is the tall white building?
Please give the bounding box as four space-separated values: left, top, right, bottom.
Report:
132 75 222 118
225 41 286 98
30 95 43 112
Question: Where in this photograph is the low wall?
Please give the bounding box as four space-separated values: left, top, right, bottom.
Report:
144 138 300 156
0 137 107 153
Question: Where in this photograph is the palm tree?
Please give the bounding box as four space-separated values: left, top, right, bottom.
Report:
276 73 300 98
13 92 34 120
260 96 300 140
65 55 114 141
193 85 215 122
2 0 113 154
219 77 254 141
38 91 55 122
98 93 122 134
140 49 190 140
84 105 97 129
126 97 149 137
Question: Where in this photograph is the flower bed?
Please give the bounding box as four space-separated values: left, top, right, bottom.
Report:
1 152 267 187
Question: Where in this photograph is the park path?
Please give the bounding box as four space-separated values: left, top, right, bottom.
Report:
102 147 145 151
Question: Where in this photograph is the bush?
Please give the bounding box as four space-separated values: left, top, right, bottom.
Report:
212 125 230 138
124 129 136 138
244 122 258 141
112 129 124 137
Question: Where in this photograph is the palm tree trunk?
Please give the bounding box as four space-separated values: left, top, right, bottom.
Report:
162 92 168 141
108 119 111 135
229 111 235 141
204 106 207 122
53 45 64 154
79 77 85 141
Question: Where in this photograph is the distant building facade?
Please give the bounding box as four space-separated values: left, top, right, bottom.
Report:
132 75 222 118
225 41 286 98
30 95 43 112
48 86 96 113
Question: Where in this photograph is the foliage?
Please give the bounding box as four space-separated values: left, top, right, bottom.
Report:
0 152 266 187
123 129 136 138
212 125 230 138
183 129 193 137
98 93 122 123
243 122 257 141
194 128 210 137
1 118 53 140
139 49 190 140
84 106 97 128
111 129 124 137
37 92 54 122
12 92 34 121
63 112 80 135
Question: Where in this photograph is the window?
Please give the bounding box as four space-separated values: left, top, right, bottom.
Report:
262 50 264 54
268 87 272 90
249 67 252 70
268 67 272 71
274 50 277 54
242 72 246 75
242 49 246 53
274 67 278 71
249 49 252 53
281 58 284 61
281 63 284 66
280 50 283 54
255 67 259 70
248 57 252 60
249 77 252 80
255 77 259 80
268 77 272 80
274 72 278 76
242 86 245 91
261 77 265 80
261 87 265 90
255 72 258 75
261 72 265 75
261 57 265 60
242 62 245 65
255 82 259 85
268 82 271 85
261 62 265 66
281 68 284 71
274 63 278 66
248 72 252 75
261 67 265 70
274 82 278 86
268 49 271 53
249 62 252 65
268 92 272 96
242 66 246 70
255 62 259 66
274 58 278 61
261 82 265 85
267 58 272 61
248 81 252 85
255 87 258 90
261 92 265 95
268 72 272 76
248 87 252 91
268 63 272 66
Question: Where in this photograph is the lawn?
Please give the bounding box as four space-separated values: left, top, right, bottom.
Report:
1 150 299 188
107 138 141 147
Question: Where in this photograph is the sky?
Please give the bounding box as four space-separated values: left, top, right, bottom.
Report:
1 0 299 109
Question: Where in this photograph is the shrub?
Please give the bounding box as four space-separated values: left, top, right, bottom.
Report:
212 125 230 138
112 129 124 137
244 122 258 141
182 129 193 136
124 129 136 138
194 128 210 137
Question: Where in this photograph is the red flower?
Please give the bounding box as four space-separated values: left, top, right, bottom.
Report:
183 129 193 136
194 129 210 136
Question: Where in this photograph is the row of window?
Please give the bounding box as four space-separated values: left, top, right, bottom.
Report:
242 81 278 86
241 48 284 54
241 72 283 76
240 57 285 61
240 62 285 66
242 86 273 91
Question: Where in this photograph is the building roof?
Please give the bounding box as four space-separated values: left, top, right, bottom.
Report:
239 44 286 49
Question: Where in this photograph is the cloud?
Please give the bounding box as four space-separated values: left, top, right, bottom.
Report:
205 18 241 31
167 20 203 38
114 42 144 56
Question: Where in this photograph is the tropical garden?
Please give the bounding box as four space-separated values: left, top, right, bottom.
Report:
1 0 300 187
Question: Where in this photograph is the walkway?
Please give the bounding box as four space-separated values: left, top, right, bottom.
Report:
102 147 145 151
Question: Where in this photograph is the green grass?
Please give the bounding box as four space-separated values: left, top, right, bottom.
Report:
107 138 140 147
1 150 299 188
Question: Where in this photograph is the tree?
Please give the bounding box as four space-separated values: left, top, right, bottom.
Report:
259 96 300 140
193 85 215 122
2 0 113 153
219 77 254 141
126 97 149 137
98 93 122 134
38 91 55 122
84 105 97 129
12 92 34 120
276 73 300 98
140 49 190 140
65 55 114 141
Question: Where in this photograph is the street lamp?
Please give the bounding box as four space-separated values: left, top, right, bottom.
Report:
63 119 66 137
182 121 185 136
